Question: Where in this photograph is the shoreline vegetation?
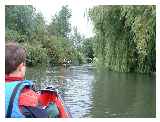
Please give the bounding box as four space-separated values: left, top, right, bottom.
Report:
6 5 156 74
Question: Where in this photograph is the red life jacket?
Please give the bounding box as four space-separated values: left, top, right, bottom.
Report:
5 76 70 118
5 76 38 107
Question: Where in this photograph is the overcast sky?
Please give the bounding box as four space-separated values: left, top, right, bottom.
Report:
31 0 96 38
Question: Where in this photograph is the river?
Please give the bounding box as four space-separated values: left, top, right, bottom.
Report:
25 64 156 118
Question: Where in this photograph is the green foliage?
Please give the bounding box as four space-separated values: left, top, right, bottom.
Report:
5 28 27 43
6 5 35 41
42 36 73 65
31 13 47 43
71 50 85 65
5 5 49 66
46 6 85 65
5 5 91 67
89 5 156 73
82 38 94 63
5 5 47 43
48 5 72 39
70 26 84 48
23 43 48 66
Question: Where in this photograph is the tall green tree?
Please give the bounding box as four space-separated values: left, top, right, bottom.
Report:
82 37 94 62
31 12 47 43
48 5 72 39
70 26 84 49
6 5 35 41
5 5 48 66
89 5 156 73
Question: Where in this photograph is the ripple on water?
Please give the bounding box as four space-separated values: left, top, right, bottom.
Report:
57 68 93 117
27 65 156 118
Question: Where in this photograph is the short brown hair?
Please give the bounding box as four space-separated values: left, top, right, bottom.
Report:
5 42 26 75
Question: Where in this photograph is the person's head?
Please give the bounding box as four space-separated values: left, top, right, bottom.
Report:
5 42 26 78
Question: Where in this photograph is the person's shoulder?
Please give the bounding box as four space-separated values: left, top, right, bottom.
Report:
19 87 39 107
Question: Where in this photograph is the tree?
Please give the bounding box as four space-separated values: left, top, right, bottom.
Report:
5 5 48 66
82 38 94 62
70 26 84 49
48 5 72 39
6 5 35 41
89 5 156 73
31 12 47 43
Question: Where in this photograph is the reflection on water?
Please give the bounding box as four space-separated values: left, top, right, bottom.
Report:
26 64 156 118
90 69 156 117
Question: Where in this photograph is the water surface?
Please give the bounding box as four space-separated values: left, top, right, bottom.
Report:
26 64 156 118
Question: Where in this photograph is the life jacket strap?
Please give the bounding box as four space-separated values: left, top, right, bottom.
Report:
6 82 24 118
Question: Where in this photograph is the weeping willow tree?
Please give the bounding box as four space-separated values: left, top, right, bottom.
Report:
89 5 156 73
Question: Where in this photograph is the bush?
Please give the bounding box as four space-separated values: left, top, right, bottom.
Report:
5 29 28 43
23 43 48 66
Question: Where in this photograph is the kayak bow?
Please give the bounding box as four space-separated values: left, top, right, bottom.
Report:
38 86 72 118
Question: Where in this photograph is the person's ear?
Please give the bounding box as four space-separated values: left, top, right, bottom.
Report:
17 63 25 71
